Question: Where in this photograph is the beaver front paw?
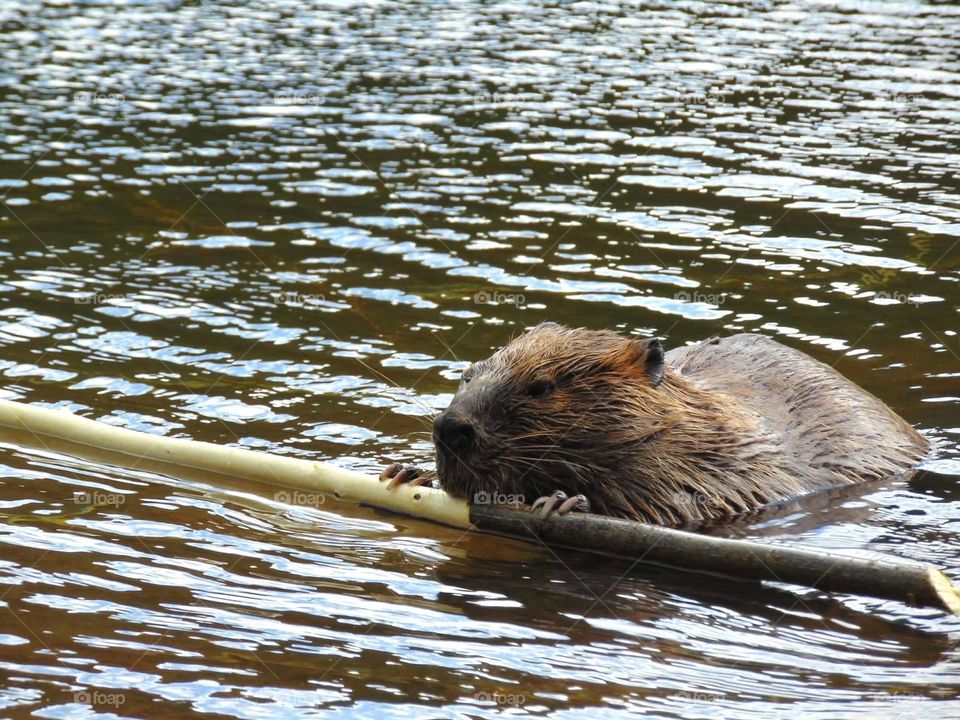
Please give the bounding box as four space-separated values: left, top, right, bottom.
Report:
380 462 433 490
531 490 591 518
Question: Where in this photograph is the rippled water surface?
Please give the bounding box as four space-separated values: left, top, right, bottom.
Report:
0 0 959 717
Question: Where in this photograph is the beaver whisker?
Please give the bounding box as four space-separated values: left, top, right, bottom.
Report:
347 357 435 428
509 452 594 466
433 331 463 364
505 453 595 475
508 443 583 461
505 457 592 491
509 431 564 441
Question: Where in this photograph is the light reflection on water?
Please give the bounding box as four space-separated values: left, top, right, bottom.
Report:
0 0 958 716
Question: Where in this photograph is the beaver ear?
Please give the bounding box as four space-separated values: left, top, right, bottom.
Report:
533 321 562 332
639 337 665 387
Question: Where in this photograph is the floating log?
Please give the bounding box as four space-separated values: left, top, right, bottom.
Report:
0 398 955 615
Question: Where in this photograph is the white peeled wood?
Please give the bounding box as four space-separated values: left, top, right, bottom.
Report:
0 398 471 529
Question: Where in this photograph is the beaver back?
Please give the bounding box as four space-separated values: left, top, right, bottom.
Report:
666 334 929 493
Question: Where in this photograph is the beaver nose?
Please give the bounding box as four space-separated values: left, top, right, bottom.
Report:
433 411 476 455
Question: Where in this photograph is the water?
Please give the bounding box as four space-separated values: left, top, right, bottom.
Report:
0 0 958 716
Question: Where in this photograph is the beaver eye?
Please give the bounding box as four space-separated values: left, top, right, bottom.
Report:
527 378 555 399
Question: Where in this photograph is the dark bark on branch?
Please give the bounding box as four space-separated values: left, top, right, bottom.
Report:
470 505 960 615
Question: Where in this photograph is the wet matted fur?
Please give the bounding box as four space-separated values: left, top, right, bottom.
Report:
432 323 929 525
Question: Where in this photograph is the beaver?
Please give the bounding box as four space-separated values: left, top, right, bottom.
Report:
382 323 929 525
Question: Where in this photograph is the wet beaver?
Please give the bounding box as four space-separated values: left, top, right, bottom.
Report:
383 323 929 525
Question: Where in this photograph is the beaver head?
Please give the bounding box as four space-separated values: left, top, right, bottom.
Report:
433 322 669 514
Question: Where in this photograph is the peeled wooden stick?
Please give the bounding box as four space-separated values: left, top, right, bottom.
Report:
0 398 956 614
0 398 470 528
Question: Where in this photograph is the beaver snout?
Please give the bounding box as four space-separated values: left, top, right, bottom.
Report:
433 410 477 456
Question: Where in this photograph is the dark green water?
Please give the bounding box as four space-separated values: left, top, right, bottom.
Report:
0 0 958 717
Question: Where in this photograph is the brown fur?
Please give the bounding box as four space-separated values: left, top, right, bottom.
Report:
433 323 929 525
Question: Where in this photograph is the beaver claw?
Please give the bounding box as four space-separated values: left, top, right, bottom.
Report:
531 490 591 518
380 462 431 490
